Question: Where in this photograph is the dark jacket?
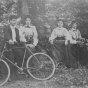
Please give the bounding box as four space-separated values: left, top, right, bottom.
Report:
3 25 20 42
0 25 20 51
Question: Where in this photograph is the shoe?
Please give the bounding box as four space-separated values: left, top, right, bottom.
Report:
17 69 24 74
17 69 28 77
8 77 12 82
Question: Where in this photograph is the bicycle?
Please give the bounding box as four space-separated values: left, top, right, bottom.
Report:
0 42 55 86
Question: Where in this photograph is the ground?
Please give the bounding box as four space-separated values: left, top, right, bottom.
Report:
1 65 88 88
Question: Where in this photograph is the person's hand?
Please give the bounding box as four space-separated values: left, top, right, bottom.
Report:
77 40 84 46
50 40 53 44
86 43 88 46
9 40 14 44
65 40 68 45
26 44 35 48
79 38 85 43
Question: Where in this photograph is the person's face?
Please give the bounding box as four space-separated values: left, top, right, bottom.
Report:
10 19 17 26
72 23 77 29
25 18 31 25
57 21 63 28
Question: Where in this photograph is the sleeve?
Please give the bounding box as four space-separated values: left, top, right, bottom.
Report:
69 30 77 44
78 30 82 39
49 28 57 41
3 26 12 41
19 27 26 42
64 29 72 40
64 29 77 44
32 26 38 46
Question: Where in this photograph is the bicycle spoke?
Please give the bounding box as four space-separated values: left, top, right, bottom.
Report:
27 53 55 80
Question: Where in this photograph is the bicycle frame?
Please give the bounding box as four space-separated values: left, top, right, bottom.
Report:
0 43 36 70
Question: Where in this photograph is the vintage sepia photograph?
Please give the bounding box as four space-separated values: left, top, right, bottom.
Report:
0 0 88 88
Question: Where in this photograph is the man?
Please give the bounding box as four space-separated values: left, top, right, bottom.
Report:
3 15 25 68
4 15 19 44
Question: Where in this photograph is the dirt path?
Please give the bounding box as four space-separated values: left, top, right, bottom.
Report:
0 77 70 88
0 73 87 88
1 66 88 88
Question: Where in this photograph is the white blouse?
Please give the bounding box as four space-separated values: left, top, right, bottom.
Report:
69 28 82 40
19 25 38 46
49 27 71 41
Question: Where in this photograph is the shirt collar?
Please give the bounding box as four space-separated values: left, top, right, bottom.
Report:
25 25 32 28
10 25 16 29
57 27 63 29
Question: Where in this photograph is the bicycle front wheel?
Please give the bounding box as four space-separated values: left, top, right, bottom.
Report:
26 53 55 80
0 59 10 86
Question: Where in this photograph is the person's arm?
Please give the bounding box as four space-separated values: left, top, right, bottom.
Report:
49 28 57 44
3 26 12 41
32 26 38 46
19 26 26 42
69 30 77 44
78 29 82 39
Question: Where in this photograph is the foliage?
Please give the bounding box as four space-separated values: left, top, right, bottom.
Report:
0 0 88 48
48 65 88 87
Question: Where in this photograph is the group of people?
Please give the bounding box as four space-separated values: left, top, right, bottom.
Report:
3 14 87 69
49 20 85 68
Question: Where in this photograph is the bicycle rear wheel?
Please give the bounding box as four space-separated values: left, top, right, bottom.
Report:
26 53 55 80
0 59 10 86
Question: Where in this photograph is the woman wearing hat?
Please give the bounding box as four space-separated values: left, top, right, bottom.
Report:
49 19 77 68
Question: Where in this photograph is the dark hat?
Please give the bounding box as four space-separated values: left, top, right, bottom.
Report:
9 15 18 21
57 17 64 22
71 20 78 25
24 15 31 20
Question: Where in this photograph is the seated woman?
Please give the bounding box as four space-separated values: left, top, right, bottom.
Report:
69 21 87 66
49 19 77 68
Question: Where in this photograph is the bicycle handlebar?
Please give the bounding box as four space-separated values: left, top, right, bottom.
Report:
6 41 29 45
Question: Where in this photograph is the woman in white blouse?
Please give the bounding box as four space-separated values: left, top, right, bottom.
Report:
19 16 38 48
49 19 77 68
49 20 71 45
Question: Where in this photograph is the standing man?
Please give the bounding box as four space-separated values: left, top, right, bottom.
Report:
3 15 25 67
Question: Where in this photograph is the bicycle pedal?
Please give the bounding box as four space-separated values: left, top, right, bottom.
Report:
17 69 24 74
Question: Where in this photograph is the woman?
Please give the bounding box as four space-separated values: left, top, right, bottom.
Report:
49 19 77 68
69 21 86 66
19 16 38 48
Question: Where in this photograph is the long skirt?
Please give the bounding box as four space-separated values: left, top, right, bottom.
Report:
52 40 77 68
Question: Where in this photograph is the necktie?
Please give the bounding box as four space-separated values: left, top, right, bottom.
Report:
73 30 77 40
11 27 16 42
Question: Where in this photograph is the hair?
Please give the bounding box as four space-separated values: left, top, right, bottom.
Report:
9 15 18 21
71 21 78 28
24 15 31 21
56 17 64 22
56 18 64 27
